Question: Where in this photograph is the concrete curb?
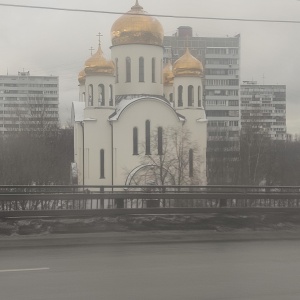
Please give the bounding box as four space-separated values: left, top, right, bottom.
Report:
1 230 300 249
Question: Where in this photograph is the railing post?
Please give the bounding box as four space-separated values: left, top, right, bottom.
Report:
100 186 104 209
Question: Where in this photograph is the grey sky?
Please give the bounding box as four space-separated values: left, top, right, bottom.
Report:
0 0 299 134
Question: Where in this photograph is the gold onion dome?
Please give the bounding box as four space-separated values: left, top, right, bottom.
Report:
111 1 164 46
84 46 115 76
173 48 203 77
78 69 86 84
163 61 174 85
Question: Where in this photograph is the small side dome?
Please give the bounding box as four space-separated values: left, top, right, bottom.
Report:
78 69 86 84
111 1 164 46
84 46 115 76
173 48 203 77
163 61 174 86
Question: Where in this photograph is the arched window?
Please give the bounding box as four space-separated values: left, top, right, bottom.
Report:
109 84 113 106
126 57 131 82
98 84 105 106
189 149 194 177
88 84 93 106
100 149 105 178
133 127 138 155
158 127 163 155
115 58 119 83
152 58 156 83
198 86 201 107
82 92 85 103
139 57 144 82
145 120 151 155
178 85 183 107
188 85 194 106
169 93 173 103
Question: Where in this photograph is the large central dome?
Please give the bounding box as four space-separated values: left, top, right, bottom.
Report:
111 1 164 47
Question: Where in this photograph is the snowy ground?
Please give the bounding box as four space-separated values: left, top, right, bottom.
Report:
1 210 300 236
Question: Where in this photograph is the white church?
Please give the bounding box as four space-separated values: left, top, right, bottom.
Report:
71 0 207 187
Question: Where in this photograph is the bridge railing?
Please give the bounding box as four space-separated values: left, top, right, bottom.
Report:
0 185 300 216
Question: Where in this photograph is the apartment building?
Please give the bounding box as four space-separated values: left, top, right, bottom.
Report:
0 71 59 133
164 26 240 183
240 81 286 140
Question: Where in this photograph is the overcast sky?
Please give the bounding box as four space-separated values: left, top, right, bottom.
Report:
0 0 299 134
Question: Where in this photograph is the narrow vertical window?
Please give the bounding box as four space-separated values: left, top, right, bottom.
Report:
98 84 105 106
139 57 144 82
88 84 93 106
160 59 163 84
178 85 183 107
115 58 119 83
145 120 151 155
100 149 105 178
158 127 163 155
189 149 194 177
109 84 113 106
152 58 156 83
82 92 85 103
198 86 201 107
169 93 173 103
126 57 131 82
188 85 194 106
133 127 138 155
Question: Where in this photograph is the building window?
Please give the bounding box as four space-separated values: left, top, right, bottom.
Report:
178 85 183 107
139 57 144 82
133 127 138 155
115 58 119 83
145 120 151 155
169 93 173 103
152 58 156 83
98 84 105 106
88 84 93 106
198 86 201 107
188 85 194 106
158 127 163 155
189 149 193 177
109 84 113 106
126 57 131 82
82 92 85 103
100 149 105 178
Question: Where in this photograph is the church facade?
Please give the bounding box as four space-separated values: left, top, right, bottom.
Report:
72 1 207 187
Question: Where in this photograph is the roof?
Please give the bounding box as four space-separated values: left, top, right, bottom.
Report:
72 101 85 122
109 96 186 122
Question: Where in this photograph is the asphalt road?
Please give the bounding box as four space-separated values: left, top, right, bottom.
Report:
1 236 300 300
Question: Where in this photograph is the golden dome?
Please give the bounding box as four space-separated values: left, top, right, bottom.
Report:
78 69 86 84
84 46 115 76
173 48 203 77
163 61 174 86
111 1 164 46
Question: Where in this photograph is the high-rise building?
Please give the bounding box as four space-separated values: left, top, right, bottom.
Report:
0 71 59 133
240 81 287 140
164 26 240 183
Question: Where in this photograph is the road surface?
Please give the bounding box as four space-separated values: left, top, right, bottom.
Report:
1 237 300 299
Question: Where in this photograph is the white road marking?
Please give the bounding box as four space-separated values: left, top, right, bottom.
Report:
0 267 50 273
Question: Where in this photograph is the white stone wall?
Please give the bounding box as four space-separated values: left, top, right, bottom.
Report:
111 44 164 96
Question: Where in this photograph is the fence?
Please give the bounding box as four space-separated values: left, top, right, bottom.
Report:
0 185 300 217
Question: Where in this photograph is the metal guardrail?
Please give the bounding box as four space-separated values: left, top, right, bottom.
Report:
0 185 300 217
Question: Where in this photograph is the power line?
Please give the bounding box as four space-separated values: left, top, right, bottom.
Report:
0 3 300 24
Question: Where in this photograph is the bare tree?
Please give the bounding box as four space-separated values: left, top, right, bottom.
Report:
128 126 204 187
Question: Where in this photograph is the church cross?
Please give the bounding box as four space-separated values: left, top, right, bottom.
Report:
89 46 94 56
96 32 103 47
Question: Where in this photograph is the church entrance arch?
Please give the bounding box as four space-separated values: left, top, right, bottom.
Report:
124 164 175 208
